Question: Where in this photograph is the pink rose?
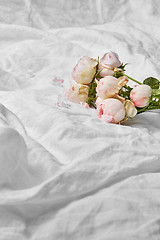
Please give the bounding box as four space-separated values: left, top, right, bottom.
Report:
66 83 89 103
80 102 89 108
72 56 97 84
98 52 121 77
130 84 152 108
96 76 121 99
96 97 125 124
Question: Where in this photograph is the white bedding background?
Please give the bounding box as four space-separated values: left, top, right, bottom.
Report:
0 0 160 239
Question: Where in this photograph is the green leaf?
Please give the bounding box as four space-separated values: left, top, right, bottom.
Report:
113 63 128 78
152 89 160 95
119 63 128 71
143 77 160 89
119 85 133 99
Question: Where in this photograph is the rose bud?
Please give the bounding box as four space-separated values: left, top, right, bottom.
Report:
66 83 89 103
96 97 125 124
96 76 121 99
72 56 97 85
98 51 121 77
130 84 152 108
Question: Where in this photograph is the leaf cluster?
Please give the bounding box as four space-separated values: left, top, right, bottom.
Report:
143 77 160 89
119 85 133 100
119 63 128 71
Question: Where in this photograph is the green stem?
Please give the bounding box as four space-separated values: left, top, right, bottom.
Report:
152 84 160 88
96 75 103 79
91 103 96 109
123 73 142 85
137 107 149 114
137 106 160 114
89 97 96 100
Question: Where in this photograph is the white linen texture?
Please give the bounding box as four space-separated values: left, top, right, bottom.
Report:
0 0 160 239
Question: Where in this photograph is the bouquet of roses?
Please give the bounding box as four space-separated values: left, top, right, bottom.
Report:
65 52 160 124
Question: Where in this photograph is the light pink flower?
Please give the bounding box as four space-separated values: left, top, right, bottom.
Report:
66 83 89 103
130 84 152 108
72 56 97 84
98 52 121 77
96 97 125 124
80 102 89 108
96 76 121 99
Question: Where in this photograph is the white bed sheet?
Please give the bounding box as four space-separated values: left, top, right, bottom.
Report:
0 0 160 239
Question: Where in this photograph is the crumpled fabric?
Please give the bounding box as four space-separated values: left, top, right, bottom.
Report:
0 0 160 239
